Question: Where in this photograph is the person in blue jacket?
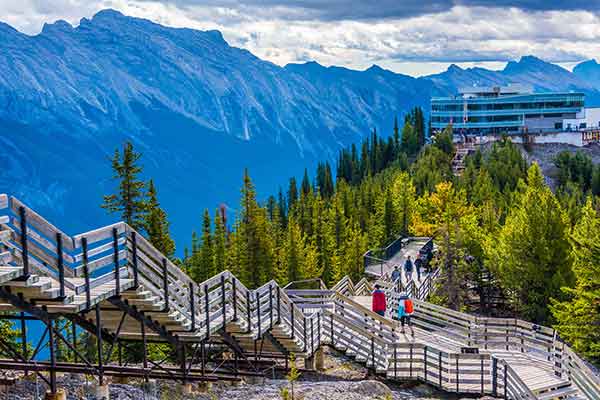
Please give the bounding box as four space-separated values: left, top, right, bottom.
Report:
397 293 415 336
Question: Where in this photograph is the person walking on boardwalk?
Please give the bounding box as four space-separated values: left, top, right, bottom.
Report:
372 284 387 317
404 255 413 281
414 254 422 282
391 265 401 283
397 293 415 336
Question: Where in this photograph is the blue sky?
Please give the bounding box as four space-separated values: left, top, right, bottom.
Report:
3 0 600 76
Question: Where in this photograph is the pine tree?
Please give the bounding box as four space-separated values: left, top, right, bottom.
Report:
102 141 147 230
213 208 227 275
144 180 175 259
193 209 214 283
393 116 400 154
487 163 573 323
286 217 304 283
391 172 415 235
412 182 479 310
550 198 600 363
301 168 312 196
288 177 298 209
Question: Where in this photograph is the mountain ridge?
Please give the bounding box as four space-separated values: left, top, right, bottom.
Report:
2 9 600 249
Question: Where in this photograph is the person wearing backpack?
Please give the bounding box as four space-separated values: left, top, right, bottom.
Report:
397 293 415 336
372 284 387 317
404 256 413 281
391 265 401 283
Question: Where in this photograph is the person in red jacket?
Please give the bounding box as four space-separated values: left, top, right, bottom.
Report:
372 284 386 316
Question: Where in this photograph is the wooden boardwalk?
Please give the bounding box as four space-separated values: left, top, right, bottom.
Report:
0 193 598 399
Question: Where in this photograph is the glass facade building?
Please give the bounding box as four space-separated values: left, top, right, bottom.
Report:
431 86 585 135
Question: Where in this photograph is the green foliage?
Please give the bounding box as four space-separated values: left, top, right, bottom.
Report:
487 163 574 324
410 146 452 195
102 141 148 230
432 124 454 155
554 151 594 192
102 141 176 258
145 180 175 258
283 353 301 400
550 199 600 364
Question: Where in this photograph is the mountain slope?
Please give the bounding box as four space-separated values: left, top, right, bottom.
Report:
2 10 600 248
0 10 431 246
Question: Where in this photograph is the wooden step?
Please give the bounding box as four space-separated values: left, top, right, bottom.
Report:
537 385 579 400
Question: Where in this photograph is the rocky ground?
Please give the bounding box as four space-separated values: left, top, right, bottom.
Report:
502 142 600 190
0 348 498 400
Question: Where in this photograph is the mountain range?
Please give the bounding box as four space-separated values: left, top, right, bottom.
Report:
3 9 600 249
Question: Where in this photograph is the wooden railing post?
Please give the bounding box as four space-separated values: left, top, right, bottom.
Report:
112 227 120 296
291 306 295 340
317 313 321 346
82 237 91 310
56 232 65 298
232 278 237 321
503 363 508 400
131 231 139 288
18 206 29 277
256 291 262 338
162 258 169 312
269 284 273 329
189 285 196 331
424 345 428 382
303 318 307 352
246 291 252 334
221 275 226 330
276 286 281 324
455 355 459 392
204 284 210 340
492 357 498 397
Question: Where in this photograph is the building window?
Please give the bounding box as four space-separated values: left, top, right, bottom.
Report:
554 122 563 130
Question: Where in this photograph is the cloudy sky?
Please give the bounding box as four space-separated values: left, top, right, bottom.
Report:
3 0 600 76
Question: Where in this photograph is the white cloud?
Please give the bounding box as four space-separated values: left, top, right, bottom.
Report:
2 1 600 77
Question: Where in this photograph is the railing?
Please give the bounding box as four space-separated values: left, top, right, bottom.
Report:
0 194 320 358
1 193 598 399
379 270 600 399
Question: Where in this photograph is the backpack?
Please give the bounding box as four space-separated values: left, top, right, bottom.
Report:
405 299 414 314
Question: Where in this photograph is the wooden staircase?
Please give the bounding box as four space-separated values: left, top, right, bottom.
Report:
0 193 598 400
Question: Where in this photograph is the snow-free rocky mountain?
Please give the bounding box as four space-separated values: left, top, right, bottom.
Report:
2 9 600 247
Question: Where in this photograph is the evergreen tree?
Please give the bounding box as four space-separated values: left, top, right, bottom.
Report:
393 116 400 153
144 180 175 259
191 209 213 283
550 199 600 363
391 172 415 235
102 141 147 230
213 208 227 275
487 163 573 323
301 168 312 196
412 182 479 310
288 177 298 209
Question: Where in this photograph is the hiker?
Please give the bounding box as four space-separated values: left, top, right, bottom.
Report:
391 265 401 283
414 254 422 282
404 255 413 281
397 293 415 336
372 284 386 317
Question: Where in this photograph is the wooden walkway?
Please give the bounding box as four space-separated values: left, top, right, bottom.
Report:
0 193 598 399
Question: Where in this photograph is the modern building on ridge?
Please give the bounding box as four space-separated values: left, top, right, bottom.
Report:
430 85 588 137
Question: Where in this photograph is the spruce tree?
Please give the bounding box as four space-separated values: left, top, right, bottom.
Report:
487 163 573 323
213 208 227 275
102 141 147 231
191 209 213 283
288 177 298 209
144 180 175 258
550 198 600 363
301 168 312 196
